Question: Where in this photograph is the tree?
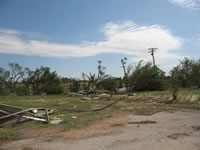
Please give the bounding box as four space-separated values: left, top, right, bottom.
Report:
7 63 24 94
169 66 180 102
97 77 118 97
25 66 63 95
0 67 10 95
82 61 108 92
120 57 133 92
82 72 97 91
173 58 200 88
97 60 106 79
129 61 167 91
69 79 81 92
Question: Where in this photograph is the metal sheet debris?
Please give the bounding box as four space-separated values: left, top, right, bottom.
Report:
0 104 53 127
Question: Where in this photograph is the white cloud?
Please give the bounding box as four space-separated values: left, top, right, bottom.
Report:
169 0 200 9
0 21 183 69
0 29 22 35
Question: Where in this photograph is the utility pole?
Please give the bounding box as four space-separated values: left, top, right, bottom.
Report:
148 48 158 66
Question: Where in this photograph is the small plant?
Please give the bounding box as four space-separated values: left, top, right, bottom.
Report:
169 66 180 103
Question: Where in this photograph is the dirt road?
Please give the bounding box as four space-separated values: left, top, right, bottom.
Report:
1 110 200 150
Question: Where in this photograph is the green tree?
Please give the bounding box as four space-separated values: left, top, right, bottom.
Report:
69 79 81 92
97 77 118 97
0 67 10 95
173 58 200 88
7 63 24 94
129 61 167 91
25 66 63 95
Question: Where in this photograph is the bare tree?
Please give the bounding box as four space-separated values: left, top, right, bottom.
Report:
121 57 133 92
97 60 106 79
82 61 108 93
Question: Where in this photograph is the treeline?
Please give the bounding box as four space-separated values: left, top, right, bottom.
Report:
0 57 200 96
0 64 63 95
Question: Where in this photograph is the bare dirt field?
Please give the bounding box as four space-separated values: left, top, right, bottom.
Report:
1 109 200 150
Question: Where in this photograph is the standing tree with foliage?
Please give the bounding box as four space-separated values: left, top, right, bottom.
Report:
97 77 118 97
129 61 167 91
172 57 200 88
0 67 10 95
7 63 24 94
25 66 63 95
69 79 81 92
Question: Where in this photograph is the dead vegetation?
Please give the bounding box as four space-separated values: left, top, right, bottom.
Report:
167 133 190 139
192 125 200 132
127 120 157 124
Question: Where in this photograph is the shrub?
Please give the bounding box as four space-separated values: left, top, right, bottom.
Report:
129 61 167 91
97 77 118 96
69 79 80 92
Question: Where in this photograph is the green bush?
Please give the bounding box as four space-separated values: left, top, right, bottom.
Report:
129 61 168 91
15 85 30 96
69 79 80 92
97 77 118 95
0 87 10 96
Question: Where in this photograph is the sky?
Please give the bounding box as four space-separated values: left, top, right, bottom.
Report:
0 0 200 78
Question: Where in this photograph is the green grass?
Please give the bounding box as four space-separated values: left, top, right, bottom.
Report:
0 95 112 139
0 128 16 140
0 89 200 140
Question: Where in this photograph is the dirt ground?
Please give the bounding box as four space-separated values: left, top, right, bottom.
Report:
1 109 200 150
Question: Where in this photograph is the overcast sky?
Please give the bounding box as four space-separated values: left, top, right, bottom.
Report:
0 0 200 78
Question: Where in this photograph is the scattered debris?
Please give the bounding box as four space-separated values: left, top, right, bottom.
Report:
81 97 92 100
128 93 136 96
58 96 127 113
0 96 127 127
72 116 77 119
0 104 53 127
64 92 83 97
51 116 61 120
99 93 110 98
117 87 127 93
50 120 63 125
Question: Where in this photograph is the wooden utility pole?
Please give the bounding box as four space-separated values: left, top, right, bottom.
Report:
148 48 158 66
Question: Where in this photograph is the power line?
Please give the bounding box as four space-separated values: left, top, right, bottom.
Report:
148 48 158 66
